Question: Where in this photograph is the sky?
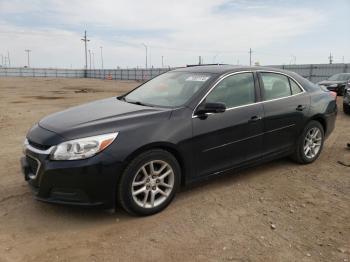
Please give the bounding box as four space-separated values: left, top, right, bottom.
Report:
0 0 349 69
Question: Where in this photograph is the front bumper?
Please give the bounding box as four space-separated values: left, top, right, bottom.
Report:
21 148 124 208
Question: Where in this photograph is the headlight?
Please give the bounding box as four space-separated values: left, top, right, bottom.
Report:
50 132 118 160
329 84 338 88
23 138 29 154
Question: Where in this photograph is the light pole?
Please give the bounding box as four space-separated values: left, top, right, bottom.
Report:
100 46 104 69
249 48 252 66
0 54 3 67
88 49 92 70
161 56 164 68
142 43 148 69
92 51 95 69
7 51 10 67
25 49 31 67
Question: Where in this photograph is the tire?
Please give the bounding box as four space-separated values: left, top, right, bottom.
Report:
117 149 181 216
343 103 350 115
292 120 324 164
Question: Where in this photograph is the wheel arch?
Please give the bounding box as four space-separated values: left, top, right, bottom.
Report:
309 115 327 134
123 142 188 186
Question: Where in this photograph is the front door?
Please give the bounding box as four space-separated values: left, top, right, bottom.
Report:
192 72 264 177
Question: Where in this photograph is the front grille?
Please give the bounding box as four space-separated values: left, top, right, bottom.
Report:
26 155 39 176
28 140 51 151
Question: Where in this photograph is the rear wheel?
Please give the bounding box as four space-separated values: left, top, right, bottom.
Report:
117 149 181 216
292 121 324 164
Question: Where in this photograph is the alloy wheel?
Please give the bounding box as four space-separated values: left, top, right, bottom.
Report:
131 160 175 208
303 127 322 159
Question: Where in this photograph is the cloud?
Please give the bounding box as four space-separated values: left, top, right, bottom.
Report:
0 0 346 68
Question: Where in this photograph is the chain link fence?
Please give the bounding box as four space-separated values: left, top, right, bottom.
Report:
1 64 349 83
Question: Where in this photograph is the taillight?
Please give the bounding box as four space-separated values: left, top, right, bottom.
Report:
329 91 337 100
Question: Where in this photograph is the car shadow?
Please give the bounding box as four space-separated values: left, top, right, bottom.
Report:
29 157 297 223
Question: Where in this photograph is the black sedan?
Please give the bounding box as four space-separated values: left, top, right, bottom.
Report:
21 65 337 216
318 73 350 96
343 84 350 114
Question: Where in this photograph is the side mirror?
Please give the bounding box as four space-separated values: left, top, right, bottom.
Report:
195 102 226 116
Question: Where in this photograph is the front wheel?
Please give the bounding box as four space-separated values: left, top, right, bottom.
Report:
117 149 181 216
292 121 324 164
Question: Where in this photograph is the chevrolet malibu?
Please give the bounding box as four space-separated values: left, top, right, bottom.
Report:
21 65 337 216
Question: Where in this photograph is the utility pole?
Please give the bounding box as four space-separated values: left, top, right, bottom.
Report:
81 30 90 76
161 56 164 68
100 46 104 69
249 48 253 66
142 43 148 69
25 49 31 67
92 51 95 69
0 54 3 67
328 52 333 64
88 49 92 70
198 56 202 65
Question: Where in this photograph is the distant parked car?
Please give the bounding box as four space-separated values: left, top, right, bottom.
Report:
318 73 350 96
21 65 337 215
343 84 350 114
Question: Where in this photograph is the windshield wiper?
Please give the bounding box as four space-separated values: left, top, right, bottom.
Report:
119 97 152 107
128 101 147 106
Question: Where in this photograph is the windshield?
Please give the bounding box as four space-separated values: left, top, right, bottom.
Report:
328 73 350 81
123 71 213 107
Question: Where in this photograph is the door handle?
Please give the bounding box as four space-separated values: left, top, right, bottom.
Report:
248 115 262 122
296 105 306 111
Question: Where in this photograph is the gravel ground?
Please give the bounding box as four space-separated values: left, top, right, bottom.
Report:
0 77 349 262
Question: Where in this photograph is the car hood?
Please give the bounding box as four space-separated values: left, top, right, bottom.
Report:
318 80 344 85
39 97 172 140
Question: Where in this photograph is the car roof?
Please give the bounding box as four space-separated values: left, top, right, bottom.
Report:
173 64 318 92
173 65 291 75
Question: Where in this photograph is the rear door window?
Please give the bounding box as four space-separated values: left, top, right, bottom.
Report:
290 79 303 95
261 73 291 100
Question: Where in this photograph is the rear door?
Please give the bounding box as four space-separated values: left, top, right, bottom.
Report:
192 72 264 177
258 71 310 156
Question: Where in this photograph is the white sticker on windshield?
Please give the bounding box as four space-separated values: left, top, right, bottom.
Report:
185 75 210 82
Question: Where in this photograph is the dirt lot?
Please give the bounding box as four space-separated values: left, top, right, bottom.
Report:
0 77 349 262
